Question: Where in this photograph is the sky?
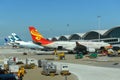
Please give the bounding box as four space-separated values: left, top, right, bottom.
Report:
0 0 120 44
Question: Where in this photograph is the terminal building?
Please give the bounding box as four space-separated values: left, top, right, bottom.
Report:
50 26 120 45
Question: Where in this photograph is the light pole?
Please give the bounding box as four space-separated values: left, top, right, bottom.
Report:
67 24 69 35
67 24 69 41
97 16 101 42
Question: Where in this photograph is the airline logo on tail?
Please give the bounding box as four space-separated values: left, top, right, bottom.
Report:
30 28 43 41
11 33 22 41
8 36 15 42
29 26 53 45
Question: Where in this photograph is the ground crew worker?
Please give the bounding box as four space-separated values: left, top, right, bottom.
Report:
18 68 23 80
20 67 26 76
54 48 57 55
100 47 108 56
54 48 58 60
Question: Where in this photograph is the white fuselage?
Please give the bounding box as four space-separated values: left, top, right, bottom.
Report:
15 41 44 49
43 41 111 50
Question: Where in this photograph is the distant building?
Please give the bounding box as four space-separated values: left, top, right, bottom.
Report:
51 26 120 45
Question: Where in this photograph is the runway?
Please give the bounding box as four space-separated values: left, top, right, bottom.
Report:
54 62 120 80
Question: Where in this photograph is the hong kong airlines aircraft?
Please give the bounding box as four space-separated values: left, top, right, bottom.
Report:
29 26 112 51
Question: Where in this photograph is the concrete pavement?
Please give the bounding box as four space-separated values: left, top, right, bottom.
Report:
54 62 120 80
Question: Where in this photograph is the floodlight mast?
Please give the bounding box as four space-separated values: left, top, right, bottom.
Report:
97 16 101 42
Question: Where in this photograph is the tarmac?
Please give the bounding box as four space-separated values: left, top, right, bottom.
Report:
0 47 78 80
54 61 120 80
0 47 120 80
23 67 77 80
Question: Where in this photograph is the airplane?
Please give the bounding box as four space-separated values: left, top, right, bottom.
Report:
4 37 12 46
28 26 112 52
6 36 17 46
8 33 44 49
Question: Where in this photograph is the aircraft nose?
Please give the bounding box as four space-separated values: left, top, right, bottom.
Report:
105 45 112 49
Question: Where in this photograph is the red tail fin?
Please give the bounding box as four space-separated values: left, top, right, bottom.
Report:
29 26 52 45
